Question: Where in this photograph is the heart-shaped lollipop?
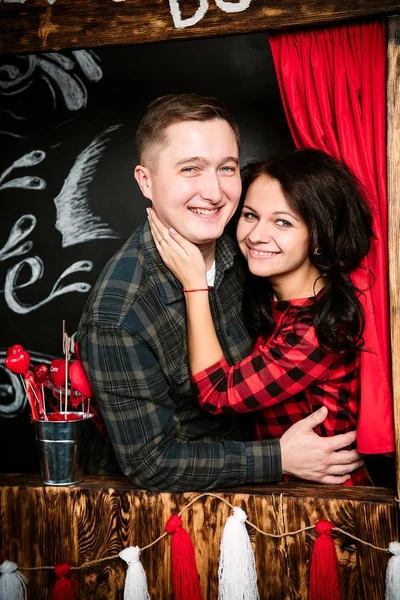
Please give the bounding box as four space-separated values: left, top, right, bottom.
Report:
69 360 93 399
33 364 49 385
50 358 67 387
5 344 30 374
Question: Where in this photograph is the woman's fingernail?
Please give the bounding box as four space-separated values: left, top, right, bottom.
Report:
169 227 177 235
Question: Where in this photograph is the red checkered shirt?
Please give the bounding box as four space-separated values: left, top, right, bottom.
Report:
191 296 369 485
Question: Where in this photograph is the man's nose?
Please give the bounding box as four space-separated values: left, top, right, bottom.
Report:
200 172 223 203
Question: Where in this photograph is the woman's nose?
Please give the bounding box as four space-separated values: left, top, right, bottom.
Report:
248 222 272 244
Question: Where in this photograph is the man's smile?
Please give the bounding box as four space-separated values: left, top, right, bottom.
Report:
188 207 221 216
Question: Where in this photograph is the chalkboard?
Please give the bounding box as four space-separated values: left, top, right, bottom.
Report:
0 32 294 473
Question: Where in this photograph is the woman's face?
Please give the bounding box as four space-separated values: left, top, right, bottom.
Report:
236 175 313 287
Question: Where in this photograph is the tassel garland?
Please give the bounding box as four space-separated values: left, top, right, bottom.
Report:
51 563 79 600
0 561 28 600
119 546 151 600
385 541 400 600
309 520 341 600
165 514 203 600
218 506 259 600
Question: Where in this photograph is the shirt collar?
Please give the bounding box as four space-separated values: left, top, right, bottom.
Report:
140 220 239 304
273 289 324 314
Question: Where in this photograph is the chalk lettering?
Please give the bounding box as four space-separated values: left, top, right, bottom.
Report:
169 0 253 27
169 0 208 29
215 0 252 13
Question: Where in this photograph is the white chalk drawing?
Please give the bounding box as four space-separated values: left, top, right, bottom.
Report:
0 350 53 418
0 49 119 423
0 50 102 112
169 0 252 28
0 215 36 262
4 257 93 314
1 129 121 310
0 108 27 138
0 149 46 192
71 50 102 83
54 125 121 247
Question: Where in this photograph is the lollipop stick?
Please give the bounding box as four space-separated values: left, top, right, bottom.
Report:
63 330 71 417
42 384 47 420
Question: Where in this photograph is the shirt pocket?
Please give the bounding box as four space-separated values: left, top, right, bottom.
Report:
169 361 193 408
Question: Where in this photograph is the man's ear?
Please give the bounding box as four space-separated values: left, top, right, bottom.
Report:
134 165 152 200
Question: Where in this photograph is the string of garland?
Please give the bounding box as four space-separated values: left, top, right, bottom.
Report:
0 492 398 600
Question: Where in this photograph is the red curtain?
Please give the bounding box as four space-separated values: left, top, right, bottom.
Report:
269 22 394 454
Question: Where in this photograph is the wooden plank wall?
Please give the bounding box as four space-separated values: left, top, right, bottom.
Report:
0 475 397 599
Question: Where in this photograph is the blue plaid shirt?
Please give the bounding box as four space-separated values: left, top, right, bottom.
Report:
76 221 281 491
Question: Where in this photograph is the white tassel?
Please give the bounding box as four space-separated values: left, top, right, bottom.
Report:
218 506 259 600
386 542 400 600
119 546 151 600
0 561 28 600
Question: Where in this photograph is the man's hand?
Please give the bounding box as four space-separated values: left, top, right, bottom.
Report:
280 407 363 484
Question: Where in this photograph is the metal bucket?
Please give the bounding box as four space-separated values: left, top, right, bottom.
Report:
35 412 93 486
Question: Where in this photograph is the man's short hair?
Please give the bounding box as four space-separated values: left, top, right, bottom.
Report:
136 93 240 170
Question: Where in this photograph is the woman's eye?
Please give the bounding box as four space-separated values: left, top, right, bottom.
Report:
242 211 258 221
276 219 292 227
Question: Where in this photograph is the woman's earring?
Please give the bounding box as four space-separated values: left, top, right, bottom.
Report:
314 247 322 256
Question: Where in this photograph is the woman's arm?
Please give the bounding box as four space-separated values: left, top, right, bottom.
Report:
148 209 224 372
191 321 341 414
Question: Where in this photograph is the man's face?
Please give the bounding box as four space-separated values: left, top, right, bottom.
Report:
135 119 241 247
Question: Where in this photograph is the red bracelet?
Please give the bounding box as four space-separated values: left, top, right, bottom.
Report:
182 287 210 293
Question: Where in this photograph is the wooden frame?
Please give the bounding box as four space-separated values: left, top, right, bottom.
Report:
0 0 399 55
1 3 400 598
1 1 399 489
387 15 400 498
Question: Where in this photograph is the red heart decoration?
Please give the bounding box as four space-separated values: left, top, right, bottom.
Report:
6 344 24 357
5 345 30 374
50 358 68 387
69 360 93 398
33 364 49 385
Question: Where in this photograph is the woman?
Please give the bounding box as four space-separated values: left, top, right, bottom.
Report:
148 148 373 485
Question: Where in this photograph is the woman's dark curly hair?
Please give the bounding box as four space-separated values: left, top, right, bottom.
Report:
230 148 374 353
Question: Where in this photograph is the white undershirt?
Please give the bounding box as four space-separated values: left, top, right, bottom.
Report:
206 260 216 287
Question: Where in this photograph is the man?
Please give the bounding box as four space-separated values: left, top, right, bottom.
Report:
77 93 363 491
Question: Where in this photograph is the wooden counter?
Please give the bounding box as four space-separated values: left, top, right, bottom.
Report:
0 474 397 599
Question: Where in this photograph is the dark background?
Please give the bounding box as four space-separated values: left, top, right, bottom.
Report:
0 32 294 473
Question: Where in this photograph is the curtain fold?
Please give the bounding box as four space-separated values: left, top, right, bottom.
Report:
269 22 394 454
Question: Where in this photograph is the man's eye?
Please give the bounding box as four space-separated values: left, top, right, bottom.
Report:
220 166 236 173
181 167 196 173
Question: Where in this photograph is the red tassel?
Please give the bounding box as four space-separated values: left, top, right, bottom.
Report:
165 514 203 600
309 520 341 600
51 563 80 600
